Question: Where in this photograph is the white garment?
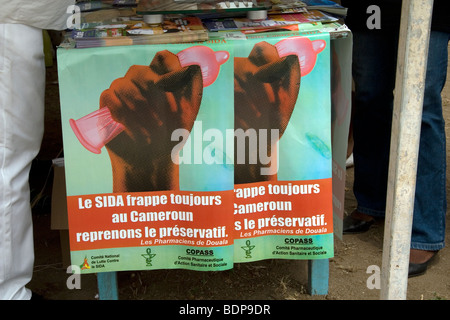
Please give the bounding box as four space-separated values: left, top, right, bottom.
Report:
0 23 45 300
0 0 75 30
0 0 74 300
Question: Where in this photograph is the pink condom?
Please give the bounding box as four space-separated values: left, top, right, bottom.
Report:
275 36 326 77
70 46 229 153
69 107 124 154
177 46 229 87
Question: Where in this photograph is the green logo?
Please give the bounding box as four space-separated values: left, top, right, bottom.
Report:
142 248 156 266
241 240 255 259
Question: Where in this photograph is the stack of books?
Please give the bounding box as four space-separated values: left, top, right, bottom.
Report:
64 0 347 48
202 9 339 33
301 0 347 16
70 16 209 48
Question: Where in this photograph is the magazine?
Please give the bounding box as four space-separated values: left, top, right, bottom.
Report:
301 0 347 16
203 9 337 32
70 16 209 48
270 10 339 24
268 0 307 14
203 17 301 32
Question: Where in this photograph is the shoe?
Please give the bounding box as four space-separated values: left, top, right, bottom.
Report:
346 153 354 168
343 211 375 234
408 250 438 278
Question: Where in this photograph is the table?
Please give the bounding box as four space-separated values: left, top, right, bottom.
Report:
56 27 352 299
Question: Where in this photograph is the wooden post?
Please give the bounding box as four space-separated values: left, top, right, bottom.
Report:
380 0 433 300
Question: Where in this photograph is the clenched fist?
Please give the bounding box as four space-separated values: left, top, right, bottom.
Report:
234 41 301 184
100 50 203 192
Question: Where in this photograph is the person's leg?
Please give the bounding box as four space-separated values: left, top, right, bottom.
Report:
351 31 398 218
0 24 45 300
410 31 449 255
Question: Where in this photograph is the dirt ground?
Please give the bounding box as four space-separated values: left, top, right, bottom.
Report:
26 46 450 301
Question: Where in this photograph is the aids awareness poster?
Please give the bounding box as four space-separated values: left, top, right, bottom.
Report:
232 33 333 262
58 32 334 274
